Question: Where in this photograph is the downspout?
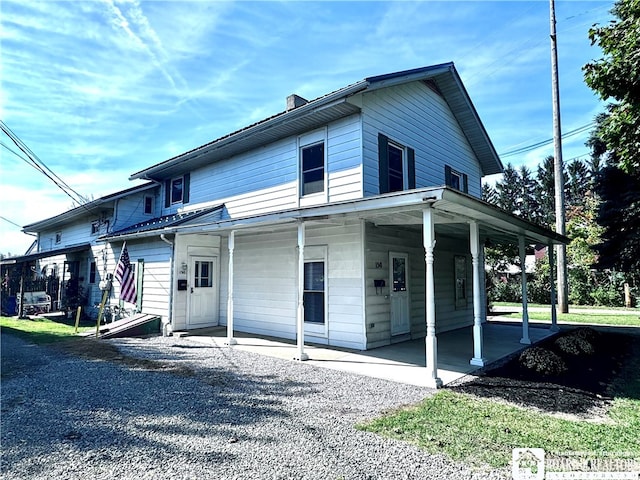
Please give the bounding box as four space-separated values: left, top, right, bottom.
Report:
111 198 119 233
160 233 175 336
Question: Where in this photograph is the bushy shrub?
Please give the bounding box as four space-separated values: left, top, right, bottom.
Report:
519 347 567 376
489 278 521 303
554 335 595 356
567 326 600 344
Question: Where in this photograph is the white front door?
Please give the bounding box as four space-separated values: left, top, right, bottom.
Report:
187 256 219 328
390 252 410 336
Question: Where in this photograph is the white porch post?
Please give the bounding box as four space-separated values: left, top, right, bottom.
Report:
295 221 308 361
519 236 531 345
423 207 442 388
548 244 560 332
226 231 237 346
469 221 485 366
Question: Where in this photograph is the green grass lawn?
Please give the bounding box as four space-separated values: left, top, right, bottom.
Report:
359 390 640 468
359 310 640 469
503 311 640 326
0 315 93 344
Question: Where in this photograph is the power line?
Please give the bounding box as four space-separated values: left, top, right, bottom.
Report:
0 216 37 236
499 122 594 158
0 120 92 210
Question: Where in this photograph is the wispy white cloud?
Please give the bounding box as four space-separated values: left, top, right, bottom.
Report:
0 0 613 255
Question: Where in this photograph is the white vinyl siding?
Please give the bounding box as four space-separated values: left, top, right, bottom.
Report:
103 241 172 323
364 223 473 349
361 81 483 198
39 220 99 252
185 114 362 218
219 220 365 350
114 188 160 231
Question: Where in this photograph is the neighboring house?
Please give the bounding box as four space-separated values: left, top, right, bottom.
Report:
4 63 567 387
1 182 158 314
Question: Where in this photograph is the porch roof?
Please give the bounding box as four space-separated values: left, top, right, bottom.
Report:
0 243 91 266
107 187 568 246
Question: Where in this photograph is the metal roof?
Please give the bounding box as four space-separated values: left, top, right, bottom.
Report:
0 243 91 265
103 205 224 240
130 63 503 181
23 182 157 232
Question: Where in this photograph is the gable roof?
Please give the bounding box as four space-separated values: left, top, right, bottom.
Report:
130 63 503 181
23 182 157 232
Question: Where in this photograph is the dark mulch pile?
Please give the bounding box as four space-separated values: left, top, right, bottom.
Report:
451 327 638 418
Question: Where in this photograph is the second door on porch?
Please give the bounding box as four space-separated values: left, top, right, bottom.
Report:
187 256 219 329
390 252 410 336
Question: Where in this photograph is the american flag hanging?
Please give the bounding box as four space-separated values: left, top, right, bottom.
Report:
115 245 137 304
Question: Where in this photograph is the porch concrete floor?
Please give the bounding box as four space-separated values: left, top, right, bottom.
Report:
181 320 556 387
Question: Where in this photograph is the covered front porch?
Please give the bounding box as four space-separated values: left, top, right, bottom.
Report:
182 320 556 387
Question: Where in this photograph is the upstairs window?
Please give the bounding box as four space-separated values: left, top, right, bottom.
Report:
301 142 325 196
164 173 190 207
445 165 468 193
144 196 154 215
378 133 415 194
171 178 183 203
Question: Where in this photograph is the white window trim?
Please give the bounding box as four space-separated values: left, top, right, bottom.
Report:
303 245 328 337
298 128 328 207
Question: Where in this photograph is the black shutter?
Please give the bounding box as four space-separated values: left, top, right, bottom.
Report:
164 179 171 208
462 173 469 193
378 133 389 194
183 173 190 203
407 148 416 190
444 165 452 187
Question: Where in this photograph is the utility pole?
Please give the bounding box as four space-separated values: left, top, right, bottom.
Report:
549 0 569 313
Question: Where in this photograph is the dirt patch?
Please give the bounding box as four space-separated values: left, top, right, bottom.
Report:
450 328 637 420
52 338 196 376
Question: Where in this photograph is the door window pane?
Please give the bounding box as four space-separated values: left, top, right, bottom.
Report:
194 261 213 288
393 257 407 292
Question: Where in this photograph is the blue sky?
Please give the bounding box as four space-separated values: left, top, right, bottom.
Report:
0 0 613 255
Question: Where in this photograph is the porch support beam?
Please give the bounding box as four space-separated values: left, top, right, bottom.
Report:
295 221 309 361
548 244 560 332
469 221 485 367
519 236 531 345
226 231 237 346
423 207 442 388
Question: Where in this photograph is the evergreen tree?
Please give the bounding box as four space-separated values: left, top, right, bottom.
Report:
518 165 539 223
534 156 557 228
494 163 521 215
584 0 640 283
482 182 498 205
566 159 590 208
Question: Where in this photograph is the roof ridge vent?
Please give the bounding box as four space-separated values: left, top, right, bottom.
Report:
286 94 308 111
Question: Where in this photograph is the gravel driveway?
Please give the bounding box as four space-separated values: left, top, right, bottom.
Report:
1 332 508 479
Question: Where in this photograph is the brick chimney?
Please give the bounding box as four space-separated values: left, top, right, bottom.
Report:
286 94 308 111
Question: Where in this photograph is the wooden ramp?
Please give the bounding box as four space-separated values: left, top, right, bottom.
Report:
81 313 161 339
